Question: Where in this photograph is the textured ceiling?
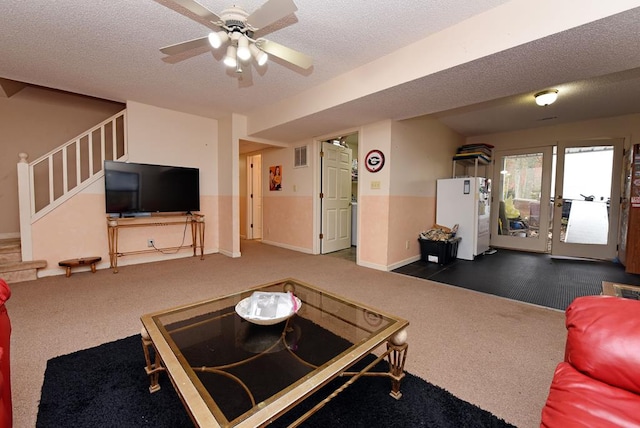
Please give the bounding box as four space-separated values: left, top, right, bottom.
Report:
1 1 640 143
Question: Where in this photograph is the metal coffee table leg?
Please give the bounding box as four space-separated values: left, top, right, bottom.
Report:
387 328 409 399
141 327 165 393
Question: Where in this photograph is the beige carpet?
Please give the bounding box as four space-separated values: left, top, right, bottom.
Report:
6 240 566 427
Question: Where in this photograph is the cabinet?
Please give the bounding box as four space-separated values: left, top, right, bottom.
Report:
107 213 205 273
622 144 640 273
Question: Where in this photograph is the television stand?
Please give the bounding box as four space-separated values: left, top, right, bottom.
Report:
106 213 205 273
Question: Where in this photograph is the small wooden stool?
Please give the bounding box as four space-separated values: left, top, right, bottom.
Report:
58 257 102 277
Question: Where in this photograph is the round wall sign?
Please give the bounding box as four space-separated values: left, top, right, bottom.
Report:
364 149 385 173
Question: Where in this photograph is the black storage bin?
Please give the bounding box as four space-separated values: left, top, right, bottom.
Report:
418 237 460 265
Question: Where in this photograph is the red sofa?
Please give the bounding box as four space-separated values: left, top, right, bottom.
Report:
0 278 11 428
541 295 640 427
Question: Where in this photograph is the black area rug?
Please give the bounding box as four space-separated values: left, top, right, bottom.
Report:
393 249 640 310
37 335 514 428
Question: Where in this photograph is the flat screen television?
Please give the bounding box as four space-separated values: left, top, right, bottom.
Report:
104 160 200 216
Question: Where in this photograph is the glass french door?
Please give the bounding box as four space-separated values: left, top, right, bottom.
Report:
492 147 553 253
551 139 623 260
492 139 623 260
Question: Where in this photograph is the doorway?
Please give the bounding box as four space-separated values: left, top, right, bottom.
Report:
320 140 352 254
551 139 622 259
492 147 553 253
246 154 262 240
492 139 623 260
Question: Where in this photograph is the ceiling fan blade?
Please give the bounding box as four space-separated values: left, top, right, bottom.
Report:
246 0 298 30
169 0 220 23
160 36 209 56
258 39 312 70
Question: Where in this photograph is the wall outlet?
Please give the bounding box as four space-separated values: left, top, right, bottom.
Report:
147 239 154 248
371 181 381 189
405 240 410 250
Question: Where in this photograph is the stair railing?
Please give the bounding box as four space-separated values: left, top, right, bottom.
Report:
17 110 127 260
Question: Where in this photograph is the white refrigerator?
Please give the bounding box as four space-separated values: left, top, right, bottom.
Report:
436 177 491 260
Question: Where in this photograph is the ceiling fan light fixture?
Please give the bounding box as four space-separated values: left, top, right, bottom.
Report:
249 43 268 66
237 36 251 61
159 1 312 77
208 31 229 49
223 45 237 67
534 89 558 106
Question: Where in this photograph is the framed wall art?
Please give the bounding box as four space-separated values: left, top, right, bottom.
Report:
269 165 282 191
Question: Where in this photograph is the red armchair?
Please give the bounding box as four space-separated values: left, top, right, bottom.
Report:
541 295 640 427
0 278 11 428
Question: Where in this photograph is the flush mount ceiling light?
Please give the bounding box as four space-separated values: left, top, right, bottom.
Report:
159 0 313 77
535 90 559 106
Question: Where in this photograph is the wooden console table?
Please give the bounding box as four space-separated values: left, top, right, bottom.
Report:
107 213 205 273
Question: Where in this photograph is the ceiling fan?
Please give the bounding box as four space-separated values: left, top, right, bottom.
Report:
160 0 313 74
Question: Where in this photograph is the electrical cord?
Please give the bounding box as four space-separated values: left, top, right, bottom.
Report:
150 216 190 254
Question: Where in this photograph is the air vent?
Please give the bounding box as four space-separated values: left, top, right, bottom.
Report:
294 146 307 167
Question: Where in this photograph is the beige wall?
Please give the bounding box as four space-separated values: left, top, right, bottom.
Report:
261 141 316 252
24 92 639 276
125 100 219 251
32 101 219 276
240 115 640 270
257 116 463 270
216 114 243 257
467 113 640 151
358 117 463 270
386 117 464 268
0 86 123 237
358 121 393 269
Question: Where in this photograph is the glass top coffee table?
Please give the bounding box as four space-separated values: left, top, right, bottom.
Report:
140 278 409 427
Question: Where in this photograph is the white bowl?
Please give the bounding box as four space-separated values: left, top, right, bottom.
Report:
235 293 302 325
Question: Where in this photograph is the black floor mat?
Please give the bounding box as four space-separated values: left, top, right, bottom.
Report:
393 250 640 310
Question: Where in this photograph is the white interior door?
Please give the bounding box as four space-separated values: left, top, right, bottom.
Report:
551 139 622 259
247 154 262 239
321 141 352 254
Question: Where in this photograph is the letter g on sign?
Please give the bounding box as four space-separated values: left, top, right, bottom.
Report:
364 150 385 173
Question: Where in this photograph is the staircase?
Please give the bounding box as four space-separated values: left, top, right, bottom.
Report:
0 238 47 283
14 109 127 276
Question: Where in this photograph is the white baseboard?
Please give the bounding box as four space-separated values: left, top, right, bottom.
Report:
37 249 221 278
219 248 241 258
357 254 421 272
388 255 421 271
0 232 20 240
260 240 313 254
356 260 389 271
